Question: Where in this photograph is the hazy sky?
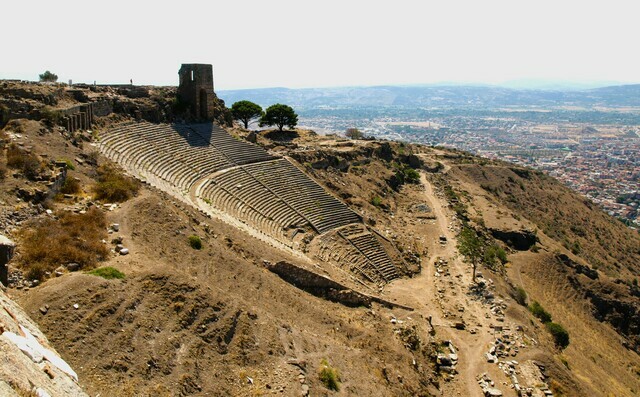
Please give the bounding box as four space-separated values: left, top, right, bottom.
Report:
2 0 639 89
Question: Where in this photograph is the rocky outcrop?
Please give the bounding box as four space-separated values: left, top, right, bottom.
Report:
489 228 537 251
0 287 87 396
556 253 598 280
553 254 640 353
586 289 640 352
309 156 350 172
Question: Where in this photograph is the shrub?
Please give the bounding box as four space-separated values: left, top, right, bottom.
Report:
546 322 570 349
19 207 110 279
60 176 81 194
188 235 202 250
403 166 420 183
93 164 139 202
25 263 47 282
86 150 100 165
40 107 63 125
6 143 43 180
484 245 508 267
370 196 383 207
22 156 42 180
88 266 125 280
496 247 508 263
318 359 340 391
514 287 527 306
0 161 6 180
394 165 420 185
529 301 552 323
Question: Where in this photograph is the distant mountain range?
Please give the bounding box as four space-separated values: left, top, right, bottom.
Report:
218 84 640 109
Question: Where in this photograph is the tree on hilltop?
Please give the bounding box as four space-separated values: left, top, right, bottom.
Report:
260 104 298 132
231 100 263 129
39 70 58 82
345 128 364 139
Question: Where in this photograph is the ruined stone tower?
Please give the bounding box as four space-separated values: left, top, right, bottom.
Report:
177 64 215 121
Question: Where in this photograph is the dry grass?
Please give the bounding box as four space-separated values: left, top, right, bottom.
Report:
19 207 110 280
319 359 341 391
59 175 82 194
93 164 139 202
458 164 640 279
6 143 43 180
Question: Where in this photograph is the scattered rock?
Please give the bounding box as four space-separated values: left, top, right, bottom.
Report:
484 387 503 396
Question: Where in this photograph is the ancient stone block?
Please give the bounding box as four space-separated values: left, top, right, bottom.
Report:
0 234 16 286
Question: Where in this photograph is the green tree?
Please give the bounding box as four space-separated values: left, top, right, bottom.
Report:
457 226 483 282
230 100 263 129
345 128 363 139
39 70 58 82
260 104 298 131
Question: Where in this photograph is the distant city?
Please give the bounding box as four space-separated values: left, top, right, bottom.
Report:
219 84 640 229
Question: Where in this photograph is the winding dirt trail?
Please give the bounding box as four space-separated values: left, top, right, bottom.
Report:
386 173 509 397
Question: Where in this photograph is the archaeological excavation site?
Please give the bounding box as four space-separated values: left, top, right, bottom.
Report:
0 64 638 397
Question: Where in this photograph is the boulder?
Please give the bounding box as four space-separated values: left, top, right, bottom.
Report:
246 131 258 143
489 228 537 251
483 387 503 396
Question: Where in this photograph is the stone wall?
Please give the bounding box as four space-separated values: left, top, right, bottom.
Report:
60 103 94 133
91 100 113 117
266 261 413 310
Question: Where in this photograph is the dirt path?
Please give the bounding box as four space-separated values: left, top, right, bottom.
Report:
386 173 512 397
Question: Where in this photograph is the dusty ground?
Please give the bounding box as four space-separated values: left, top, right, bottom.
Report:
13 184 438 397
1 114 638 396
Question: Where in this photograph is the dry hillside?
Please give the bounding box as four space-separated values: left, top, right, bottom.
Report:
0 81 638 397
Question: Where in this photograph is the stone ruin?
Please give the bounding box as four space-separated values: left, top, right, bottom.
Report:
59 103 95 133
177 64 215 121
0 234 15 287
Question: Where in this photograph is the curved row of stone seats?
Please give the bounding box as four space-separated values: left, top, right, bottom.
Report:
336 223 370 239
332 223 400 281
199 172 308 244
316 233 384 284
189 124 274 165
101 123 200 190
241 159 361 234
347 233 399 281
100 122 273 192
